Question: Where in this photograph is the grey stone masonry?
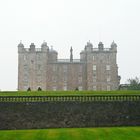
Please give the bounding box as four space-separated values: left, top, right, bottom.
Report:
18 41 120 91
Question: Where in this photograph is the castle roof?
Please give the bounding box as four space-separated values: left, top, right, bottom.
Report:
111 41 117 47
18 41 24 48
41 41 48 47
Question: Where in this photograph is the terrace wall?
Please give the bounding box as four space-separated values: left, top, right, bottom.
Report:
0 100 140 129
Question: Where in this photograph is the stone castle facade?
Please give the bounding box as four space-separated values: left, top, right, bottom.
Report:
18 41 120 91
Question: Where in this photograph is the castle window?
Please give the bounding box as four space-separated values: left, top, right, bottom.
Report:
93 86 96 90
63 76 67 82
63 85 67 91
24 86 28 90
93 55 95 60
24 73 28 78
107 76 111 82
93 65 96 70
93 72 96 75
23 55 27 61
93 76 97 82
63 81 67 91
78 76 82 83
107 85 111 91
106 65 110 70
79 86 83 91
37 76 42 83
24 65 28 70
23 77 28 83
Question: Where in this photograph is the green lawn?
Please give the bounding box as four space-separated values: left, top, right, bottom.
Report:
0 90 140 96
0 127 140 140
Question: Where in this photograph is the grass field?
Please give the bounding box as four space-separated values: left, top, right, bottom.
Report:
0 127 140 140
0 90 140 96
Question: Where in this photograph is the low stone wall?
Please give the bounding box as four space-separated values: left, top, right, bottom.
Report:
0 101 140 130
0 95 139 102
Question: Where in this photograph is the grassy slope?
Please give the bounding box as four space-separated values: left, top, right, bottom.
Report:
0 127 140 140
0 90 140 96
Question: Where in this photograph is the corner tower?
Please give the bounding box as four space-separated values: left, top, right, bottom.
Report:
80 41 120 90
18 41 49 91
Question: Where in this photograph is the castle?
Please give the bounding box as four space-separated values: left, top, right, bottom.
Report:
18 41 120 91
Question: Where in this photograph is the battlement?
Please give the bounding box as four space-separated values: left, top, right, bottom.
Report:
49 59 85 64
18 42 58 53
93 48 115 52
81 48 116 54
82 41 117 53
24 48 42 52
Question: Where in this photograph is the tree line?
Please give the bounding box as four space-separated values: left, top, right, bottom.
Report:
126 77 140 90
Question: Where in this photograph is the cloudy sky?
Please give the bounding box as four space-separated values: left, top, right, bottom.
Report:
0 0 140 90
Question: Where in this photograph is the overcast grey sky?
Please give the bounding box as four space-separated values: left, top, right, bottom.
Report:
0 0 140 90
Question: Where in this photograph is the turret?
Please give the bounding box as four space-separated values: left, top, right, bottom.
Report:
18 41 24 53
98 42 104 50
41 41 49 52
29 43 35 52
80 41 93 61
85 41 93 52
111 41 117 51
48 46 58 62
